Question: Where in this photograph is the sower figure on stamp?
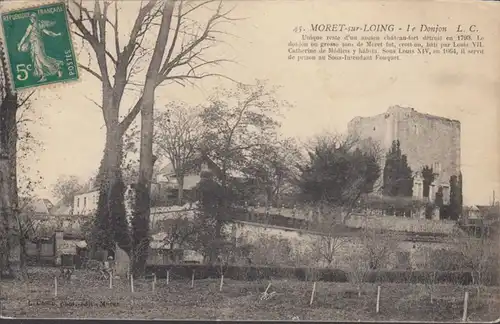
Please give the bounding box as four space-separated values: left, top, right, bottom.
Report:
17 13 64 83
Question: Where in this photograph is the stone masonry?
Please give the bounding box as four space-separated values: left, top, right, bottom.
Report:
347 105 461 203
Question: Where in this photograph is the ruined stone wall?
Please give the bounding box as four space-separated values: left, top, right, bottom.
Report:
230 220 455 270
348 113 390 151
348 106 461 200
347 113 391 191
389 106 461 184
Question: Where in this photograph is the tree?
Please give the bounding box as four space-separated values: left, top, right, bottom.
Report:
14 201 58 277
457 233 498 297
0 79 19 276
382 140 413 197
120 123 163 186
359 228 397 270
67 0 237 275
297 133 381 223
305 205 345 267
434 186 444 208
421 165 435 198
192 168 233 262
52 175 85 207
154 103 205 205
345 250 370 297
197 81 284 261
247 233 295 267
242 137 302 207
449 173 463 220
310 230 344 267
0 46 36 276
152 211 197 251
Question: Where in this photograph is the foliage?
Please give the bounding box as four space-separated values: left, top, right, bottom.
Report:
154 103 205 205
297 134 381 212
152 211 197 250
382 140 413 197
434 186 444 208
191 172 233 262
449 174 463 220
216 236 253 274
79 218 94 245
421 165 435 198
121 123 164 188
309 234 344 267
428 248 467 271
359 194 427 212
199 81 284 184
51 175 84 207
242 137 302 207
456 234 499 287
0 63 38 275
92 171 131 255
144 264 482 286
67 0 237 275
305 204 346 266
130 181 152 275
194 81 285 260
359 228 397 270
345 251 370 296
295 135 381 265
247 234 295 267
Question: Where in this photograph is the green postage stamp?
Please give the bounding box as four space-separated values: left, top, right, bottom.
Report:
0 2 79 91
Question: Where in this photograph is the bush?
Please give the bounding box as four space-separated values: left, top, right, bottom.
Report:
428 249 466 271
145 264 349 282
144 264 493 285
365 270 477 285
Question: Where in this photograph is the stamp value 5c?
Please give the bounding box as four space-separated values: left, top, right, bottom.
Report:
0 1 79 91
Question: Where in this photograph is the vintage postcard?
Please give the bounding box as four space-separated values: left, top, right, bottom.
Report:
0 0 499 321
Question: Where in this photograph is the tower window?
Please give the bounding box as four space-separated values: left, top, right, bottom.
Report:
433 162 441 173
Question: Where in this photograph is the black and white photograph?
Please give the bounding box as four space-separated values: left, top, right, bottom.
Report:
0 0 499 321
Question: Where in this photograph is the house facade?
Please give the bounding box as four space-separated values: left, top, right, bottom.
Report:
73 190 99 216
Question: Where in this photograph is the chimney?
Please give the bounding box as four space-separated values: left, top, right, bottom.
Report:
88 177 94 191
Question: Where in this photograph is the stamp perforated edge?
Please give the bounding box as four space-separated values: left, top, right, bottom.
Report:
0 0 82 94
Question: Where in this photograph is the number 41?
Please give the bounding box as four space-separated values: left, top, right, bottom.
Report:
16 64 32 81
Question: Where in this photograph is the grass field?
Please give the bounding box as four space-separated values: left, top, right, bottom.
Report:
1 268 499 321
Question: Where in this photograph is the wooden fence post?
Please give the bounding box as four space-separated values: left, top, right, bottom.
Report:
376 286 381 313
309 282 316 306
219 274 224 292
264 282 271 295
462 291 469 322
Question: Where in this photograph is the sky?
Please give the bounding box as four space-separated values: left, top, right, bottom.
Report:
11 0 500 206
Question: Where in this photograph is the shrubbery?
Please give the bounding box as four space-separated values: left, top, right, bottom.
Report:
428 248 466 271
365 270 479 285
145 264 497 286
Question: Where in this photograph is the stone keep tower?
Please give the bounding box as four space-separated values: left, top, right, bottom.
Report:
347 105 461 204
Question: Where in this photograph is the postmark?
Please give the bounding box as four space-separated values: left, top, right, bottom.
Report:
0 1 79 92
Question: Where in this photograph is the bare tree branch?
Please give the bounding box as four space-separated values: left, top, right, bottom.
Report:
78 64 103 81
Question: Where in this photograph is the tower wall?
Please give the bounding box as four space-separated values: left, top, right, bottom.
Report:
347 106 461 201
